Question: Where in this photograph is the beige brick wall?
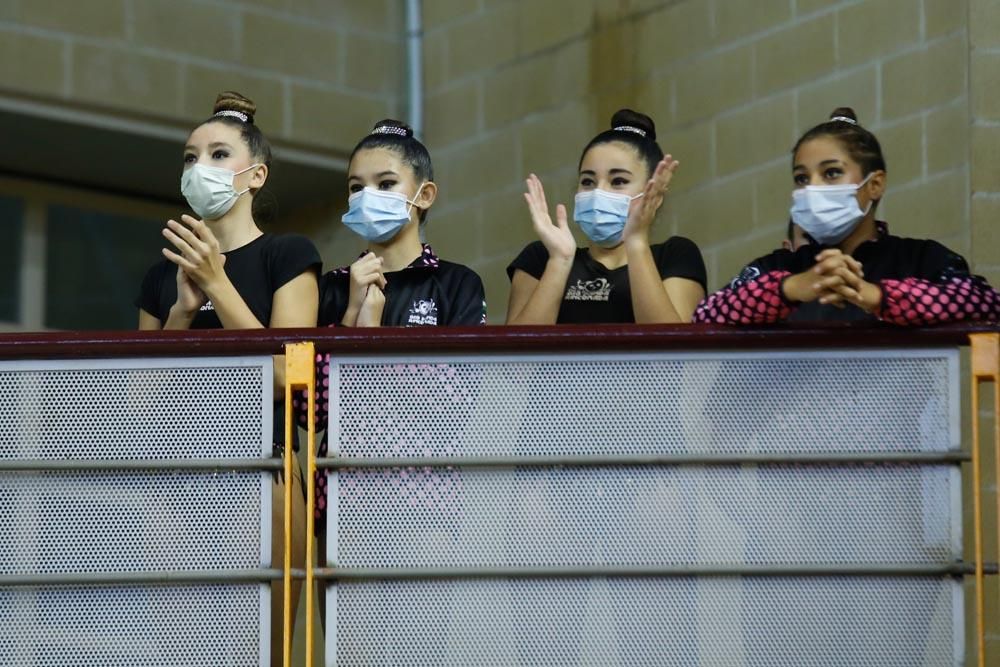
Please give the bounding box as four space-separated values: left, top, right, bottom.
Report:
421 0 978 323
970 0 1000 660
971 0 1000 291
0 0 407 275
2 1 986 319
0 0 403 155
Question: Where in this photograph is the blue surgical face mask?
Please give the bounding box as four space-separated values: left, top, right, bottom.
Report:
342 184 425 244
790 173 874 245
573 189 644 248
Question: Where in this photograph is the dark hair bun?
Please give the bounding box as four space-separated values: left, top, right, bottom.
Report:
829 107 859 123
610 108 656 141
371 118 414 138
213 91 256 123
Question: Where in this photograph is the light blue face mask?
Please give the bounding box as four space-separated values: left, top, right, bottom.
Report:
790 173 874 245
341 184 424 244
573 189 644 248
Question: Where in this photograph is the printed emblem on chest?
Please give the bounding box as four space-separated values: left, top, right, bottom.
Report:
565 278 612 302
731 265 761 289
407 298 438 325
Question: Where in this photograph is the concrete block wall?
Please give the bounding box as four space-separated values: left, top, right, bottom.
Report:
421 0 976 321
971 0 1000 292
0 0 404 155
970 1 1000 660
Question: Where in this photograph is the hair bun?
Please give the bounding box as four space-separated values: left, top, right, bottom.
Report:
610 108 656 141
370 118 414 138
213 91 256 123
828 106 858 124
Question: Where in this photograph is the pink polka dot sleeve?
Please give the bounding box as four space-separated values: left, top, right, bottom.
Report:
693 270 795 324
292 352 330 431
877 275 1000 325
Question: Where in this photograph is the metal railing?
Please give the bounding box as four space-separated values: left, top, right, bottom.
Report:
0 324 997 666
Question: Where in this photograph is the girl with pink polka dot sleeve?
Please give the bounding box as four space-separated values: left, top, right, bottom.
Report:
694 107 999 325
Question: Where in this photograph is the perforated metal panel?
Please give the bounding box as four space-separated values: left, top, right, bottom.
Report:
332 577 961 667
0 585 265 667
0 359 270 459
0 357 273 666
331 351 958 457
335 465 959 568
326 350 963 666
1 471 265 573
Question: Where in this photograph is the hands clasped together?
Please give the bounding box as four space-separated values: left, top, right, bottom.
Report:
343 252 387 327
161 214 228 317
783 248 882 313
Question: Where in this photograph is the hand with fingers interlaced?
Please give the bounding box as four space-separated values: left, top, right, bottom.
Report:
782 248 882 312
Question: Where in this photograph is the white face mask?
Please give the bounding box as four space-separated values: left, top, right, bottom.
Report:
181 163 259 220
790 173 874 245
341 183 425 244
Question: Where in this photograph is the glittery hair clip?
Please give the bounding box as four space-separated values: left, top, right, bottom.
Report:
829 115 857 125
214 109 250 123
613 125 647 138
372 125 409 137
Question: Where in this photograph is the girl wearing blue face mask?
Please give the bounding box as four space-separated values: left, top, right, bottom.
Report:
135 91 320 665
308 118 486 516
695 107 1000 324
317 119 486 328
300 121 487 632
506 109 707 324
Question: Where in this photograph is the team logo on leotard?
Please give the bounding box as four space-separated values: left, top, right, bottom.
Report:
407 298 438 325
565 278 612 302
200 299 215 312
730 265 760 289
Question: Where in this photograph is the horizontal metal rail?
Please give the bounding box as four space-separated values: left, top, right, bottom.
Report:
316 451 970 470
0 453 967 472
7 562 996 588
315 562 999 581
0 568 308 587
0 458 283 472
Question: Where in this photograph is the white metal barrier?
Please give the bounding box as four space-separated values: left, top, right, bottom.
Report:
322 349 964 666
0 357 274 667
1 328 995 667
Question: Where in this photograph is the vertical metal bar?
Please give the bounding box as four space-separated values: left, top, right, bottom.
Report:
304 345 317 667
970 332 999 667
405 0 423 138
283 362 294 667
990 336 1000 661
20 199 46 330
972 378 986 667
285 342 316 667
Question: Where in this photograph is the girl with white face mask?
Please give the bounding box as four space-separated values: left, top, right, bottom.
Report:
506 109 707 324
137 91 320 334
695 107 1000 324
135 91 321 664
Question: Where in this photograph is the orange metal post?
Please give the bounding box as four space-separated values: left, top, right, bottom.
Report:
970 332 999 667
284 343 316 667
